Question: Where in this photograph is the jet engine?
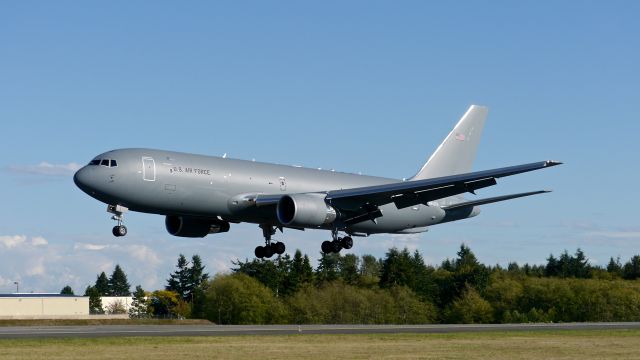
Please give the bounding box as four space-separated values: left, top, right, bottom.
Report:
276 194 337 227
165 215 230 238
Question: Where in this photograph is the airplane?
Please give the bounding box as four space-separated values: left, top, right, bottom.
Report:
74 105 561 258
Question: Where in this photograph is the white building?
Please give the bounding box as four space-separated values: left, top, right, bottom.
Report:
100 296 134 314
0 294 89 319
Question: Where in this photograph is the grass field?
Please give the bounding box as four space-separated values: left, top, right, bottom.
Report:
1 330 639 359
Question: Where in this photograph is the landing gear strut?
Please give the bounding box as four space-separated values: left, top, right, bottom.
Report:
108 204 128 237
255 224 285 259
321 229 353 254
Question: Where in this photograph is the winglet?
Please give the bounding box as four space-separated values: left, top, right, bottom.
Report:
545 160 563 167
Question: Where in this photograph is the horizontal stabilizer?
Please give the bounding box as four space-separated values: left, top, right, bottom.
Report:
442 190 551 210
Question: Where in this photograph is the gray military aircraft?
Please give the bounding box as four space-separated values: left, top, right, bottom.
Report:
74 105 560 258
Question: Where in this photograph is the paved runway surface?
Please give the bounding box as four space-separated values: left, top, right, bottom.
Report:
1 322 639 339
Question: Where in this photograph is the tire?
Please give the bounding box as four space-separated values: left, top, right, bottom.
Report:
263 245 275 258
331 239 342 253
341 236 353 250
117 225 127 237
321 241 333 254
254 246 265 258
273 242 286 255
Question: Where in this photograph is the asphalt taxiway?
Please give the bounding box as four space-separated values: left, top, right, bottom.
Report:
1 322 639 339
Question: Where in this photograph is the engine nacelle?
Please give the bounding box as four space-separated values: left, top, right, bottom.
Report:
165 215 230 238
276 194 337 227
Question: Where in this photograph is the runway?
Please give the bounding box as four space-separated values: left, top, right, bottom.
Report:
1 322 639 339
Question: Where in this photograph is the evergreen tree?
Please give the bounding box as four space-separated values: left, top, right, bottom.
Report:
129 285 148 318
167 254 210 302
84 286 104 314
379 248 417 289
507 262 521 273
623 255 640 280
60 285 74 295
338 254 361 285
301 254 314 283
188 255 209 294
109 264 131 296
288 250 314 293
315 252 340 284
166 254 190 300
571 248 591 278
545 254 559 277
95 272 110 296
437 244 490 305
607 257 622 276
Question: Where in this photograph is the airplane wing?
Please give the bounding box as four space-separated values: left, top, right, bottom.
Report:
254 160 560 225
325 160 561 223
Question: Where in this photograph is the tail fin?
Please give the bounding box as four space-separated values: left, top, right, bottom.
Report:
411 105 488 180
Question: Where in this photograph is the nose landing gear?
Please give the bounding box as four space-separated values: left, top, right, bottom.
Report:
108 204 128 237
255 224 286 259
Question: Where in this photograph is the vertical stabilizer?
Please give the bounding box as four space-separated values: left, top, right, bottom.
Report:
411 105 488 180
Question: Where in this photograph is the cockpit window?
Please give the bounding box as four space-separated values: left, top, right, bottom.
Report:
89 158 118 167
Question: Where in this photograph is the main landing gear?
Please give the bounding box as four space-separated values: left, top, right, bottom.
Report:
321 229 353 254
108 204 128 237
255 224 286 259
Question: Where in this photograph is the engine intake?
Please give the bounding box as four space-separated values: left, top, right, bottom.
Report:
165 215 230 238
276 194 336 227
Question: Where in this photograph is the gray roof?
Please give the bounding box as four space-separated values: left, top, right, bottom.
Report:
0 293 86 298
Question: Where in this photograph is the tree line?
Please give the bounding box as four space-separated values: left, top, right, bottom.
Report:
61 246 640 323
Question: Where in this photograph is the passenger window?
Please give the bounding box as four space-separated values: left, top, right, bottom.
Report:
110 160 118 167
90 160 100 165
100 159 109 166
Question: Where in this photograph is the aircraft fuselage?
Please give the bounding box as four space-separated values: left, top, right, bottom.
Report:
74 148 463 235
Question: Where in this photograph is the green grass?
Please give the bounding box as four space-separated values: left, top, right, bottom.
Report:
1 330 640 359
0 319 212 327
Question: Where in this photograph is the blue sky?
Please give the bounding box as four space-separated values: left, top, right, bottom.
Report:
1 1 638 293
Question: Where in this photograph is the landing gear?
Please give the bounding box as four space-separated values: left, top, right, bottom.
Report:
107 204 128 237
321 229 353 254
255 224 286 259
112 225 127 237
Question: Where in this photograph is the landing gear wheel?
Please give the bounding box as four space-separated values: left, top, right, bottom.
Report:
340 236 353 250
255 246 265 259
273 242 286 255
263 245 275 258
321 241 333 254
331 239 342 253
112 225 127 237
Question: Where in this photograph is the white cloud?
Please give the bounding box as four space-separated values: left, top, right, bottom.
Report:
74 243 108 251
7 162 81 177
0 235 27 248
0 235 48 249
26 258 46 276
586 231 640 240
31 236 48 247
125 245 161 266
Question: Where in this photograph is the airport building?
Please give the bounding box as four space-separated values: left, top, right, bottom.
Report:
0 294 89 319
100 296 134 314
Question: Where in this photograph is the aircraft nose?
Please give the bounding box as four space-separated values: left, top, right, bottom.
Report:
73 166 92 193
